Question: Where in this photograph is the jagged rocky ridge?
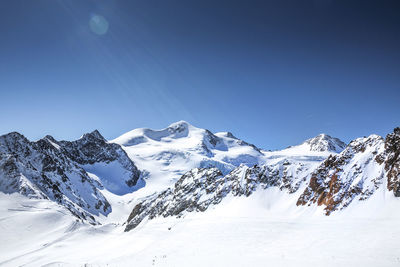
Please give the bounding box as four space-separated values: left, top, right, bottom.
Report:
296 134 386 214
0 130 141 223
125 158 317 231
297 128 400 213
49 130 141 189
384 127 400 196
125 128 400 231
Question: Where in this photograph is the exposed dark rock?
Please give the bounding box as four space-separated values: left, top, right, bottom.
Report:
56 130 141 187
384 128 400 196
125 159 312 231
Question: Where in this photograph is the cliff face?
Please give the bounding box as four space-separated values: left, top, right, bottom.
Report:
383 127 400 196
296 134 385 214
125 157 318 231
56 130 141 187
296 128 400 214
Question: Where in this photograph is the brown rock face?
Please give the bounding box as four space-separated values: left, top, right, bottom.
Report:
384 128 400 197
295 156 345 215
296 134 385 215
297 128 400 214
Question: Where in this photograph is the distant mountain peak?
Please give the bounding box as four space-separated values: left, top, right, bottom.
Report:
43 135 57 142
80 129 106 141
0 132 30 152
302 133 347 153
0 131 27 141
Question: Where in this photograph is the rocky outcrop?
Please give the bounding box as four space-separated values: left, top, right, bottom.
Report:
125 168 223 231
297 128 400 214
125 158 315 231
383 128 400 196
55 130 141 187
296 135 385 214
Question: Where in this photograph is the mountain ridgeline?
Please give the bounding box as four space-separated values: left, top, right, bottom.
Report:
0 122 399 229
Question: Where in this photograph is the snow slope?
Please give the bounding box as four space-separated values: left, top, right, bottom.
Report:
1 188 400 267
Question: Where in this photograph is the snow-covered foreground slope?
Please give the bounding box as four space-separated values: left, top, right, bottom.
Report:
0 193 78 265
1 189 400 267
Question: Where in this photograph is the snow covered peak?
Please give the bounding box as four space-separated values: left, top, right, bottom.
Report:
273 133 346 157
111 121 193 146
167 120 190 131
111 121 261 154
297 133 386 214
163 120 190 138
302 133 346 153
111 121 264 190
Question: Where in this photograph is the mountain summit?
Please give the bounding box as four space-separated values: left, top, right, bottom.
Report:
280 133 347 155
302 134 347 153
111 121 264 190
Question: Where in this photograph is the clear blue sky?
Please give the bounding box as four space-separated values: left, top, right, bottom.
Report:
0 0 399 150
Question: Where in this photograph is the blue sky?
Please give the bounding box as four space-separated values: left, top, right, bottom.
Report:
0 0 399 150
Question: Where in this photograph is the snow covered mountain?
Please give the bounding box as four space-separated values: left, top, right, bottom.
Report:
297 134 386 214
111 121 265 191
2 122 400 266
300 133 346 153
125 127 400 231
0 121 351 227
53 130 142 195
0 130 141 224
276 133 347 155
0 121 270 225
